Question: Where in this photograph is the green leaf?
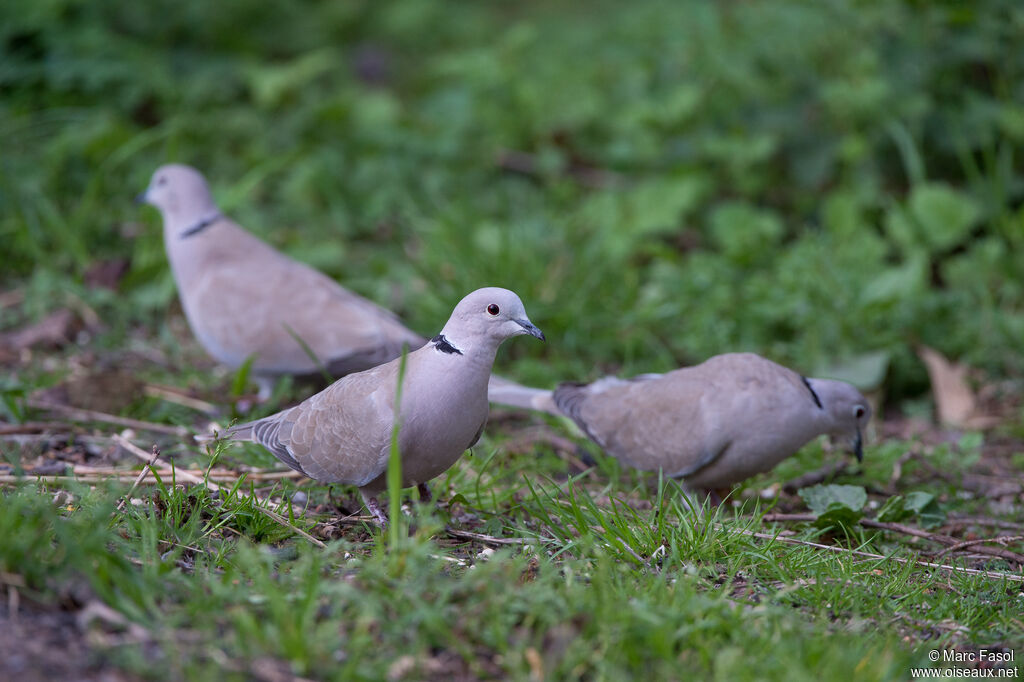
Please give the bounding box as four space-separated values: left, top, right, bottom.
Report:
231 356 255 398
799 484 867 531
904 491 946 529
876 491 946 529
908 183 980 253
859 254 928 306
707 202 784 265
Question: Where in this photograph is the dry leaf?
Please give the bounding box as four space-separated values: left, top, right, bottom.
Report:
916 346 998 429
0 308 80 350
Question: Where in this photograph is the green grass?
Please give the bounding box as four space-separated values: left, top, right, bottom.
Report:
2 0 1023 679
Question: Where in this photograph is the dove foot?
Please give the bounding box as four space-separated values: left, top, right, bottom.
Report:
362 494 389 529
416 482 432 504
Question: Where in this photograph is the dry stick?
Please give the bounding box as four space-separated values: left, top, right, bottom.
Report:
761 514 1024 566
0 421 79 435
887 448 917 488
112 434 324 548
113 434 216 489
0 472 299 484
254 505 326 549
933 535 1024 561
857 519 1024 564
115 444 161 512
446 527 547 546
143 384 219 414
723 525 1024 583
28 400 190 437
0 474 143 484
68 463 301 481
943 517 1024 532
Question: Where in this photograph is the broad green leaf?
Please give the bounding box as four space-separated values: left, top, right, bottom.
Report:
800 484 867 515
908 183 980 253
799 484 867 532
707 202 784 265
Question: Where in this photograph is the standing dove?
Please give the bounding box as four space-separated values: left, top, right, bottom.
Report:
137 164 551 410
218 287 544 526
552 353 871 496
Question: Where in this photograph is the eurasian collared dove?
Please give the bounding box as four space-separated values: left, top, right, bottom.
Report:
552 353 871 495
217 287 544 526
137 164 553 411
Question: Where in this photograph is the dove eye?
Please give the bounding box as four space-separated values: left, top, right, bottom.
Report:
854 406 866 419
157 176 167 186
487 304 500 316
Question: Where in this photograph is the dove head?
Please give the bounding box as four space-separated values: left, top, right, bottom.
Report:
137 164 219 233
436 287 544 355
809 378 872 462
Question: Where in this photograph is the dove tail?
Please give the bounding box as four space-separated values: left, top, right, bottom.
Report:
222 421 255 441
194 420 253 445
487 375 560 415
552 382 610 451
552 382 589 424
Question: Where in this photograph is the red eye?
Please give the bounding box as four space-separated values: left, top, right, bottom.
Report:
487 304 500 316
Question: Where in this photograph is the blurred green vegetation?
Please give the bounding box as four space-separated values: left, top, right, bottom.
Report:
2 0 1022 395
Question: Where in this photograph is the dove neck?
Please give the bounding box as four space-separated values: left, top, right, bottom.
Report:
803 378 846 433
431 327 500 369
163 213 233 286
178 211 223 239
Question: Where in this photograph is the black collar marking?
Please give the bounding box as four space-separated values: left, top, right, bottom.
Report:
430 334 463 355
180 212 223 239
801 376 823 410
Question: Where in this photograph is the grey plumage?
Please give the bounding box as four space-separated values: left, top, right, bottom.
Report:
553 353 871 493
138 164 555 411
218 287 544 526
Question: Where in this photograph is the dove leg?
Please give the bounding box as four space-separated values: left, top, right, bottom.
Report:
416 482 432 503
360 491 389 529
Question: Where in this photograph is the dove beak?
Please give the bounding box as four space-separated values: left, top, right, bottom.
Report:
852 428 863 463
515 319 545 341
134 190 149 205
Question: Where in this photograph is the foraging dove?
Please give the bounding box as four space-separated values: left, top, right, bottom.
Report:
552 353 871 495
137 164 552 410
218 287 544 526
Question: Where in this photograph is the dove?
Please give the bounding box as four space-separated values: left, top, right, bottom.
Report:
137 164 554 411
552 353 870 496
216 287 544 526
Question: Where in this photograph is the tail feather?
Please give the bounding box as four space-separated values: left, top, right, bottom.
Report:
487 375 560 415
223 421 256 441
195 416 306 476
551 382 589 424
193 420 254 445
552 382 608 449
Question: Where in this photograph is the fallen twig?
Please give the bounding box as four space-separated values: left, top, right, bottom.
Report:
115 444 161 512
888 448 918 489
143 384 219 415
446 527 548 546
942 517 1024 532
932 535 1024 561
760 515 1024 566
113 434 216 489
0 421 79 435
253 504 326 548
0 466 304 485
724 525 1024 583
28 400 190 437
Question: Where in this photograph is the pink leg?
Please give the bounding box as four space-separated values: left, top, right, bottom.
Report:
361 493 389 529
